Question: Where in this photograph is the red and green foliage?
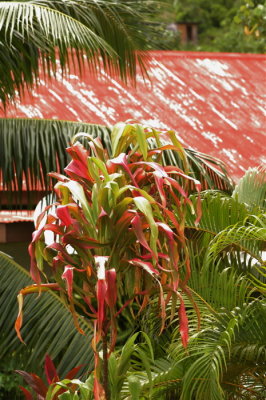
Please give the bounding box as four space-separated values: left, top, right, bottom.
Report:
15 123 201 399
16 355 82 400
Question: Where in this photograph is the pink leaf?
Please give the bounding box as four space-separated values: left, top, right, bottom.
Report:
62 265 74 299
131 215 153 255
129 259 159 276
153 172 167 207
165 176 188 198
65 143 92 181
99 207 108 218
109 153 138 187
28 243 41 285
179 299 189 348
131 161 168 177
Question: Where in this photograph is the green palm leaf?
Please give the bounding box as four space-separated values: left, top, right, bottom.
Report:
0 251 93 377
0 0 157 105
0 118 111 207
0 118 233 209
206 219 266 266
232 165 266 211
186 192 249 235
137 261 266 400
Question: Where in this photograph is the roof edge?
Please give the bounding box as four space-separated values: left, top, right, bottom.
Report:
147 50 266 60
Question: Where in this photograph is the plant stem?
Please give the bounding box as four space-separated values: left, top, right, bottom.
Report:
102 324 110 400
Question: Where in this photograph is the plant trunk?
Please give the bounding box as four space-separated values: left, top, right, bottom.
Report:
102 325 110 400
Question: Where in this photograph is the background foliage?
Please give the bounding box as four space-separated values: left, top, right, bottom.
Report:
161 0 266 52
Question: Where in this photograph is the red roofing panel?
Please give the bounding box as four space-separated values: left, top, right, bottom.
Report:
1 51 266 181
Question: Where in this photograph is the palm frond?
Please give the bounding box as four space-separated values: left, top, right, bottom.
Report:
186 192 249 234
0 118 111 208
161 145 233 193
0 0 111 105
0 0 160 105
121 358 183 400
138 262 265 399
233 165 266 211
0 118 234 210
170 298 266 400
185 148 234 193
206 218 266 267
185 192 249 264
0 251 93 377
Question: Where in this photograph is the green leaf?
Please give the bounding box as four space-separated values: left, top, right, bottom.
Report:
135 124 148 160
128 376 141 400
133 196 158 258
233 166 266 210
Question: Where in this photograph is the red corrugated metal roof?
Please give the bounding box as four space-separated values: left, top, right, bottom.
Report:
1 51 266 181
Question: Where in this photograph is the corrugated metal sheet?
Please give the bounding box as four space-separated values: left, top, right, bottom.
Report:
0 210 34 223
2 51 266 181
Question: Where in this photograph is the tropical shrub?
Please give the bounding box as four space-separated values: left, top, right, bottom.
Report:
0 118 232 210
15 123 201 399
1 128 265 399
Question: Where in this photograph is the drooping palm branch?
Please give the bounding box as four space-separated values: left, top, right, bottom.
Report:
185 189 266 272
232 165 266 210
0 118 233 209
133 264 266 400
0 252 93 377
0 0 159 105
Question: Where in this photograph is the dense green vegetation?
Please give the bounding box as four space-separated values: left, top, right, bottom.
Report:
0 1 264 399
0 124 265 399
160 0 266 52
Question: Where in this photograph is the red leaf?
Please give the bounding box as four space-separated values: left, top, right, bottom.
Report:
15 371 47 397
48 243 76 265
153 172 167 207
56 205 72 226
109 153 138 187
15 294 24 344
131 215 153 255
94 377 105 400
19 386 33 400
44 355 59 384
28 242 41 285
43 224 64 236
165 176 188 198
105 269 117 309
131 161 168 177
178 299 189 348
129 259 159 276
62 265 74 299
62 235 103 250
15 284 60 343
65 159 89 180
156 222 177 269
65 365 83 380
65 143 92 181
156 222 174 241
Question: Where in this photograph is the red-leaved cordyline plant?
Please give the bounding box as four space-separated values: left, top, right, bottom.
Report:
15 122 201 400
16 354 83 400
